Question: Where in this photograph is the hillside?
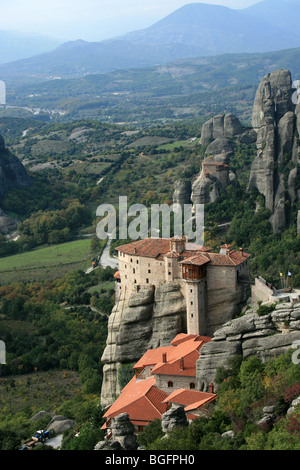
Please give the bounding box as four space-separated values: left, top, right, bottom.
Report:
1 46 300 127
1 1 300 81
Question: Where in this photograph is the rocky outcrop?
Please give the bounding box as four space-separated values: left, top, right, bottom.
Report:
95 413 138 451
196 301 300 392
0 134 30 233
173 179 191 208
161 406 188 436
100 283 187 407
248 70 300 234
0 134 30 198
191 158 230 207
200 113 243 146
0 207 19 234
46 415 76 434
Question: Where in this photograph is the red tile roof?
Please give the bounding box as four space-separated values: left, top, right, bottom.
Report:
116 238 250 267
103 376 168 424
116 238 212 259
134 334 211 377
102 334 215 430
163 388 217 411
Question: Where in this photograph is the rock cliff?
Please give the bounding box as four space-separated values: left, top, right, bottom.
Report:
196 300 300 392
248 69 300 233
173 112 242 208
0 134 30 233
100 283 187 407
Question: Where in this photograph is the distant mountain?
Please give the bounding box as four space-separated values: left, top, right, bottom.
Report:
0 1 300 81
244 0 300 33
122 2 300 53
0 30 62 65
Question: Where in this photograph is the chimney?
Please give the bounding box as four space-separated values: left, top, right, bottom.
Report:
162 353 167 363
240 247 243 256
180 357 184 370
209 382 214 394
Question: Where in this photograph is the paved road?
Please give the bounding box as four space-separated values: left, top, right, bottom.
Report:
100 236 119 270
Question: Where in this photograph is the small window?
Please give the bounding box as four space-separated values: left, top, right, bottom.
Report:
191 314 193 318
134 279 137 284
190 289 193 293
136 260 139 264
146 278 149 284
190 383 196 389
168 272 171 276
148 269 151 274
133 268 135 274
167 381 173 388
191 301 193 305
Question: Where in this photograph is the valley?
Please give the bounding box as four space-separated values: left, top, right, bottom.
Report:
0 0 300 453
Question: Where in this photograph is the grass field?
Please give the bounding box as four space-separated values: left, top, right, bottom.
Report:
0 239 92 284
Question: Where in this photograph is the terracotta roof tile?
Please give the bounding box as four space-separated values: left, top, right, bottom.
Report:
103 376 168 423
116 237 250 267
163 388 217 410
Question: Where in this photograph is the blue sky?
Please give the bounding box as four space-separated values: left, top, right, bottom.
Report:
0 0 260 41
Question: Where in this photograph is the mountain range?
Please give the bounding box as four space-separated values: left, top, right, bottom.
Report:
0 30 62 65
0 1 300 81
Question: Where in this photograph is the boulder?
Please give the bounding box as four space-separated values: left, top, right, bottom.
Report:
161 406 188 435
47 415 76 434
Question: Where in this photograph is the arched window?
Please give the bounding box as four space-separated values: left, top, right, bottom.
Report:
167 381 173 388
190 382 196 389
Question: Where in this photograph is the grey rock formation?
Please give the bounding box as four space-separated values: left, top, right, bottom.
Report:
239 130 257 145
47 415 76 434
191 157 230 207
191 170 222 206
173 179 191 208
196 301 300 392
101 283 187 407
0 134 30 198
161 406 188 435
205 137 234 156
0 207 19 234
200 113 243 146
95 413 138 451
0 134 30 233
249 70 299 233
287 396 300 415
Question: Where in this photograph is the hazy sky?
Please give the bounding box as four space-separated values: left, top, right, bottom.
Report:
0 0 261 42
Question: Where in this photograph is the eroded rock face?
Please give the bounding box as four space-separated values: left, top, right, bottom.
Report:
173 180 192 208
196 301 300 392
200 113 243 146
249 69 299 233
94 413 138 451
161 406 188 435
0 135 30 198
0 134 30 233
0 207 19 234
100 283 187 407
